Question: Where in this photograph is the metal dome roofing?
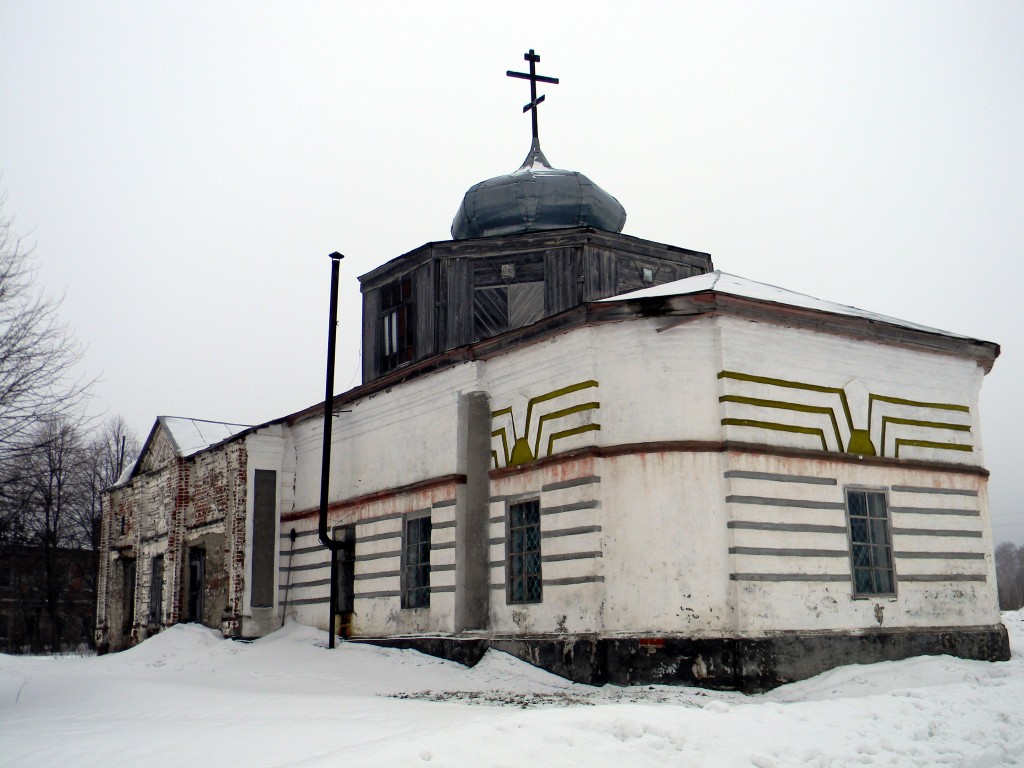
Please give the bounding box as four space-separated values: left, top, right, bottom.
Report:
451 140 627 240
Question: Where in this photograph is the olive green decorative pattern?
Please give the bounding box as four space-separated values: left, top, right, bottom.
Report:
491 380 601 469
717 371 972 459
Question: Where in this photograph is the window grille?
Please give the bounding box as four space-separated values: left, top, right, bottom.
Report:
846 489 896 597
403 515 431 609
380 276 414 372
508 500 542 603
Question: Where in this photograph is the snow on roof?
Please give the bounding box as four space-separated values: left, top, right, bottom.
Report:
600 270 968 339
112 456 139 487
160 416 254 457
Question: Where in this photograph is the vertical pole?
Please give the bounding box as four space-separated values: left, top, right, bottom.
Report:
320 252 344 649
528 50 539 140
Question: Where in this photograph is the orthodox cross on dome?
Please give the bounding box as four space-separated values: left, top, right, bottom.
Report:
506 49 559 142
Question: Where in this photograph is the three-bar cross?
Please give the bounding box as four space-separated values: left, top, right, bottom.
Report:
506 49 559 141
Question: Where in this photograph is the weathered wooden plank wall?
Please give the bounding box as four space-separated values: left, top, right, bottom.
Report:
359 229 714 383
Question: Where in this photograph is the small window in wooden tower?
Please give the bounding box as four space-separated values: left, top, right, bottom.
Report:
380 275 415 373
641 267 654 285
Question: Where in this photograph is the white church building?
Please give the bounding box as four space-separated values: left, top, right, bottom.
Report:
95 54 1008 690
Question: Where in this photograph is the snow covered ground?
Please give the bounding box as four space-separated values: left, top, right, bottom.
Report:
3 613 1024 767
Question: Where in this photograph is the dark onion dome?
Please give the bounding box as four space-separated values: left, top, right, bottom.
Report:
451 139 627 240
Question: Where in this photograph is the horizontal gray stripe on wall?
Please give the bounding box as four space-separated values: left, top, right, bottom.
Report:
430 541 456 551
543 499 601 516
431 563 456 572
726 495 845 510
502 493 545 506
730 573 850 582
542 525 602 539
355 530 402 544
489 537 506 546
542 476 601 493
894 551 985 560
542 551 603 563
279 561 326 573
355 549 402 562
279 545 324 558
432 520 457 530
410 507 431 518
544 575 605 586
489 561 505 569
890 506 979 517
279 528 318 540
282 596 327 606
489 516 506 525
354 590 401 599
724 470 837 486
891 485 978 497
432 498 458 508
353 570 399 582
728 521 848 534
899 574 987 583
891 528 983 538
728 547 848 558
289 578 332 590
430 585 456 593
356 511 406 524
489 583 506 591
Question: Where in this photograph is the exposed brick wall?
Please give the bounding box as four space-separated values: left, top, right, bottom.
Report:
183 441 248 637
98 438 250 651
226 444 248 636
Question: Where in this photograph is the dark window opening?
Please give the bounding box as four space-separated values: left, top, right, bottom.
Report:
251 470 277 608
846 489 896 597
148 555 164 625
402 515 431 609
380 276 414 373
508 500 542 604
336 525 356 617
187 548 205 621
121 558 136 633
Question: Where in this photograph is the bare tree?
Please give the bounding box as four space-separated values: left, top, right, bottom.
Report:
1 413 139 651
0 198 90 460
77 415 141 551
0 198 93 547
6 416 94 648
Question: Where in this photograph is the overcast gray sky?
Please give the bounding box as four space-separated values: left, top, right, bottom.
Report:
1 1 1022 541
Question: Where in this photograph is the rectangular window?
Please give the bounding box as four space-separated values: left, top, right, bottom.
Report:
846 489 896 597
188 548 205 621
251 469 277 608
402 515 431 609
122 558 136 632
508 500 542 604
335 525 356 617
148 555 164 625
380 275 414 372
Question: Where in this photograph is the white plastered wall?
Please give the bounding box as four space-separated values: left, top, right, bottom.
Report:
241 425 286 638
713 316 999 634
283 362 483 635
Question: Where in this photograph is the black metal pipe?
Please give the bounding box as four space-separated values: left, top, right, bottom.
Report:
319 251 344 649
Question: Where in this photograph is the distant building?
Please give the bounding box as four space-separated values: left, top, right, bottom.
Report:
94 53 1009 689
1 544 96 653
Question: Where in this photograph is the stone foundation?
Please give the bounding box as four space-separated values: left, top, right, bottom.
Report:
354 624 1011 692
